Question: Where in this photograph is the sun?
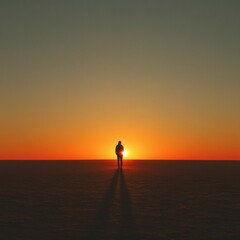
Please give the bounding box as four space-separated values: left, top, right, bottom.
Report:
123 150 128 157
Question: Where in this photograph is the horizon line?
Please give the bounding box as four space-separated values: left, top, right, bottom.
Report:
0 159 239 161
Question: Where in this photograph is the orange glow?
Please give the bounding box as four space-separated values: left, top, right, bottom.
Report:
1 128 239 160
1 109 240 160
123 150 128 157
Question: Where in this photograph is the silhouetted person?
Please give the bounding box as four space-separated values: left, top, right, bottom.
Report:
115 141 124 168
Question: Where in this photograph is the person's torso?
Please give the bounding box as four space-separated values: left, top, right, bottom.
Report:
116 144 123 154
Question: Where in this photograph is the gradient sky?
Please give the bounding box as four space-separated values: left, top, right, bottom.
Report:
1 0 240 160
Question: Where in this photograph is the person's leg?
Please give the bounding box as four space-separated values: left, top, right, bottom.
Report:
120 155 123 168
117 155 120 168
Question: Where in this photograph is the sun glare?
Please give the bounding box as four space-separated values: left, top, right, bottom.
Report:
123 150 128 157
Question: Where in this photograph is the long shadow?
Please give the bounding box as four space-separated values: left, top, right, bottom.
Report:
88 169 138 240
119 169 139 240
87 169 119 239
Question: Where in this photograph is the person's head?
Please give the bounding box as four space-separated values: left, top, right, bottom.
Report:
118 141 121 145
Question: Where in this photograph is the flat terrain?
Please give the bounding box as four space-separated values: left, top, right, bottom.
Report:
0 160 239 239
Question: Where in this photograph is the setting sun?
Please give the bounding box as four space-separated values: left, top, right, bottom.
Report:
123 150 128 157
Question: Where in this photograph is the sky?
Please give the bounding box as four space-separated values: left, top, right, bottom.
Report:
1 0 240 160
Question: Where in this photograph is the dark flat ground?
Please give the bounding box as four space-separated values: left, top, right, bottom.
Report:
0 160 239 240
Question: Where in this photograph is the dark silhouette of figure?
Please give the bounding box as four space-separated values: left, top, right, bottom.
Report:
115 141 124 168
